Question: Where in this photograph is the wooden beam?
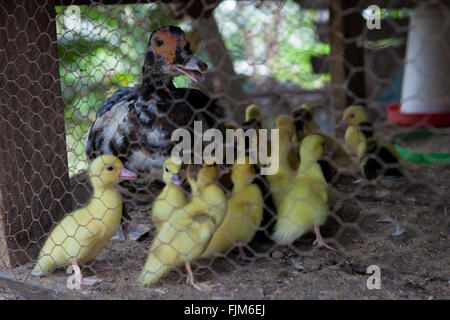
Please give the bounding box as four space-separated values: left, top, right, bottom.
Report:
342 0 367 107
295 0 445 9
328 0 367 112
328 0 346 113
0 0 72 267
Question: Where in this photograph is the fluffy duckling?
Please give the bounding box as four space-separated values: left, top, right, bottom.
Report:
32 155 137 284
292 104 354 169
337 105 369 156
338 105 399 159
240 106 277 240
356 122 406 188
266 115 297 210
291 104 320 142
138 163 227 291
244 104 263 130
201 158 263 260
272 135 334 250
151 157 187 232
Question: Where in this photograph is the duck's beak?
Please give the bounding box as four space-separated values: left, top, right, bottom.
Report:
336 119 348 128
171 173 182 185
173 56 208 82
119 168 137 181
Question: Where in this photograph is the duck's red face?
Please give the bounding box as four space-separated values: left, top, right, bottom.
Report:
148 26 207 82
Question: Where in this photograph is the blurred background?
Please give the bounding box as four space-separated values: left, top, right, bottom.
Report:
57 0 412 175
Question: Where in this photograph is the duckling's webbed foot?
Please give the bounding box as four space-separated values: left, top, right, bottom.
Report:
185 262 213 292
313 225 336 251
237 245 254 262
71 260 103 286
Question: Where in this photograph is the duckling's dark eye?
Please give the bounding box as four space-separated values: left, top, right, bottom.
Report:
165 167 169 172
155 37 164 47
107 166 114 171
212 163 217 167
321 143 325 147
350 114 355 118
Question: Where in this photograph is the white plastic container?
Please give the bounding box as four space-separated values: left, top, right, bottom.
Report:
400 4 450 114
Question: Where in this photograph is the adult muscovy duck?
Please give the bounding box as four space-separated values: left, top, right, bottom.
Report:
85 26 224 202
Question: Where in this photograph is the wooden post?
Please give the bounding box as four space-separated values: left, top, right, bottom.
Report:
342 0 366 107
329 0 367 115
0 0 72 267
329 0 347 114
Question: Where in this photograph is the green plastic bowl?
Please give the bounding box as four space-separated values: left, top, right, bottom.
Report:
391 130 450 165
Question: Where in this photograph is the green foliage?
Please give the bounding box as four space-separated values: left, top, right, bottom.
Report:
214 0 330 89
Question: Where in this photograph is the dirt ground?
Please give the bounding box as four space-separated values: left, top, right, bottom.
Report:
1 125 449 300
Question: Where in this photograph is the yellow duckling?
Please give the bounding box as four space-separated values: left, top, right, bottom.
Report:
337 105 369 156
338 105 400 159
292 104 354 168
356 122 406 188
151 157 186 232
201 158 263 260
244 104 263 130
31 155 137 284
266 115 296 210
291 103 320 142
138 163 227 291
272 134 334 250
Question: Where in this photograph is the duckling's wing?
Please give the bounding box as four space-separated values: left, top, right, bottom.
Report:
360 145 403 180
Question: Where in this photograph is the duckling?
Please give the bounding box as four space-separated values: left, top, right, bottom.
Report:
31 155 137 284
356 122 406 188
151 157 187 233
138 163 227 291
338 105 399 159
337 105 369 156
291 104 320 142
292 104 354 169
272 135 334 250
266 115 296 210
240 106 277 240
201 158 263 260
244 104 263 130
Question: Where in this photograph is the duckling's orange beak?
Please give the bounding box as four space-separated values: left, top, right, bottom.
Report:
336 119 348 128
119 168 137 181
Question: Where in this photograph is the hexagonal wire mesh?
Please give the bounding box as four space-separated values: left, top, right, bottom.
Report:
0 0 449 299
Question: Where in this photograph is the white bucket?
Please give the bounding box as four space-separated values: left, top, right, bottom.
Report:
400 4 450 114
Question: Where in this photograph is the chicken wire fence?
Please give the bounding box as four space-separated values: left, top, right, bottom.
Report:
0 0 449 299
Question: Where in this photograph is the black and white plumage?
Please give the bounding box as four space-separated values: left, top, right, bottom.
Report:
357 122 406 188
85 26 223 201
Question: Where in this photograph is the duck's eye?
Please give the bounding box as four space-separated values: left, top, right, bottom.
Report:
350 114 355 118
212 163 217 167
165 167 169 172
155 37 164 47
107 166 114 171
